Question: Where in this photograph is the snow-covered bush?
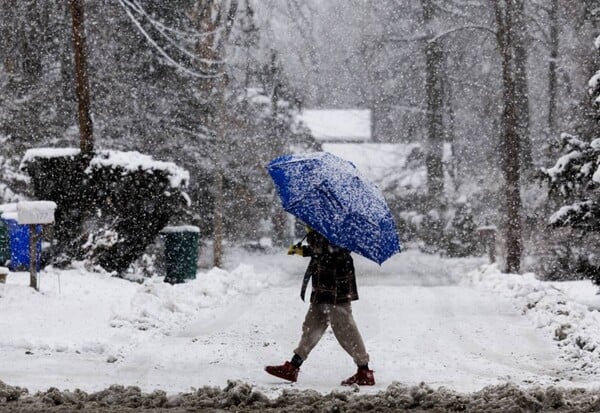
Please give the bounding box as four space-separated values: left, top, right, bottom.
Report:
0 135 31 204
444 200 479 257
408 199 479 257
21 148 189 275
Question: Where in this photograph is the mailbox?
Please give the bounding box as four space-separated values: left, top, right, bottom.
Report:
17 201 57 225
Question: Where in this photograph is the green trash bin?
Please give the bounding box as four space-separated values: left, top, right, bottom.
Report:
162 225 200 284
0 220 9 266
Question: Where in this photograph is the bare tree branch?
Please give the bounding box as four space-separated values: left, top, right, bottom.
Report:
117 0 225 78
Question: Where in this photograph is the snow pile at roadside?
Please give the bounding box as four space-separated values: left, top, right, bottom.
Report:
5 379 600 413
468 265 600 377
110 264 276 333
0 262 279 356
0 263 137 355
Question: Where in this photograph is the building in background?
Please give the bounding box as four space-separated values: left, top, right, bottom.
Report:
297 109 371 144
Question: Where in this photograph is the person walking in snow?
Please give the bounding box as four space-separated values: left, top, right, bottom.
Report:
265 227 375 386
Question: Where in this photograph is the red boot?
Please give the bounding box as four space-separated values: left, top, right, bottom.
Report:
265 361 299 382
341 367 375 386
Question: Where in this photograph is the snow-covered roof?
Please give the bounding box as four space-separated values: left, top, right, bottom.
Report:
321 142 452 195
297 109 371 142
323 142 422 191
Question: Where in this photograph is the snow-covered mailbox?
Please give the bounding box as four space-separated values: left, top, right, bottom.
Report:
18 201 57 226
17 201 56 290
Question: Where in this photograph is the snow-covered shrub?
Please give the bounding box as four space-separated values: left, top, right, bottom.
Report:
414 199 479 257
0 135 31 204
533 230 600 282
444 200 479 257
394 197 479 257
21 148 189 275
20 148 87 256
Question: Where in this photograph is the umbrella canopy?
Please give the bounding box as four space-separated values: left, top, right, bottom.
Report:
267 152 401 264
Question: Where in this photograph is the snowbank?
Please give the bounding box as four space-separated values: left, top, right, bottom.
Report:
0 262 280 356
467 264 600 378
110 265 277 333
3 379 600 412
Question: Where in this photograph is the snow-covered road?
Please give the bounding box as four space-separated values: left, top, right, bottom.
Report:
0 249 595 395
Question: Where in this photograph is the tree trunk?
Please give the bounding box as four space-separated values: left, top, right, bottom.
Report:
1 1 15 75
192 0 238 268
67 0 94 253
495 0 523 273
445 80 458 191
22 3 44 82
212 170 224 268
268 51 290 247
548 0 559 133
58 3 76 129
69 0 94 157
513 0 532 170
422 0 445 207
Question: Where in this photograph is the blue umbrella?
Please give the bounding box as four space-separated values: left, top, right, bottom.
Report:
267 152 401 264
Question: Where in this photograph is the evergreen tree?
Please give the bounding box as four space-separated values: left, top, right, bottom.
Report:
540 35 600 282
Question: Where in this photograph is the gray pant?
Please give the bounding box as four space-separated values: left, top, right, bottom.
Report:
294 302 370 366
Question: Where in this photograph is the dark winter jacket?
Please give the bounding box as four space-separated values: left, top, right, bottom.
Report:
299 231 359 304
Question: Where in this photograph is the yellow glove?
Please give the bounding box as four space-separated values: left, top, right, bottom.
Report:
287 244 305 256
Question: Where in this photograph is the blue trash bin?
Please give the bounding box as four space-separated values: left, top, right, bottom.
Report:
1 218 41 271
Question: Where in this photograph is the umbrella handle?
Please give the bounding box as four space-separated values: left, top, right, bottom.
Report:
295 233 308 246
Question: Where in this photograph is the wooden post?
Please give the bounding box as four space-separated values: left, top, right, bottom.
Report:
487 231 496 264
17 201 56 291
477 226 497 264
29 224 38 290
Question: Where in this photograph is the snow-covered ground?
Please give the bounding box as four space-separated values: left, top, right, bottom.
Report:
1 247 599 397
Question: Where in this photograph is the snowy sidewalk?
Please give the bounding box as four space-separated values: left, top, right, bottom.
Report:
0 249 596 395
